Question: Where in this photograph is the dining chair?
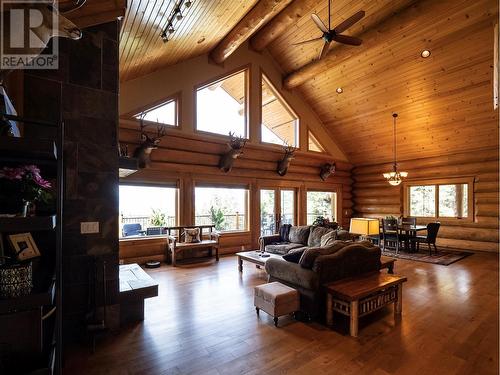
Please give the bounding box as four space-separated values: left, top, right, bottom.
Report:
401 217 417 226
382 218 400 254
411 222 441 255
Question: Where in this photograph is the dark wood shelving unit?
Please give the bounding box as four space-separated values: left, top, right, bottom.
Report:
0 114 63 374
0 137 56 161
0 215 56 232
0 278 55 314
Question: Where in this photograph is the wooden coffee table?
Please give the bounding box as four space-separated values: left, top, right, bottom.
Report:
236 251 282 272
325 272 407 337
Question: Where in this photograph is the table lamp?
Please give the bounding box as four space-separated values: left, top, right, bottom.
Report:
349 218 380 240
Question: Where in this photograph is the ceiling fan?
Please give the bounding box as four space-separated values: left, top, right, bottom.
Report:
294 0 365 60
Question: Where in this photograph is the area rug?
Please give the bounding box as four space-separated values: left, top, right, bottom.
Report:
382 248 472 265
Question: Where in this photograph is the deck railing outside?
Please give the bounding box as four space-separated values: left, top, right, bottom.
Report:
121 213 247 234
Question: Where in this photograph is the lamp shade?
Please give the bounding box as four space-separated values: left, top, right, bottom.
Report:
349 218 380 235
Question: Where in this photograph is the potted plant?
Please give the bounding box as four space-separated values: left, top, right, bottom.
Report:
0 165 52 217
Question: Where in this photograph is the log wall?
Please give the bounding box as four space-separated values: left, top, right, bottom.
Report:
352 148 499 253
119 124 353 263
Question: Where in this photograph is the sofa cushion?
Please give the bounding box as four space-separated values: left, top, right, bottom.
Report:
288 226 311 245
282 247 307 263
320 230 337 247
307 226 332 247
299 241 351 269
336 229 352 241
265 242 304 255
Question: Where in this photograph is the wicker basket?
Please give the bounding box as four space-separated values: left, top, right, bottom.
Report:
0 262 32 299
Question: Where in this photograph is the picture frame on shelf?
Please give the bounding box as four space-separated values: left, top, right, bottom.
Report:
8 233 41 261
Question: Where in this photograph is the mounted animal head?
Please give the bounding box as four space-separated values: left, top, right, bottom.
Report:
320 162 336 181
219 131 247 173
277 143 296 176
0 0 83 81
133 117 167 168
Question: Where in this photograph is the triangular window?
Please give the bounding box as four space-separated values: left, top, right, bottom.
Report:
261 74 299 147
308 130 325 153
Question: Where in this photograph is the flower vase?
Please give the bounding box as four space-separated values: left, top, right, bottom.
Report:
21 201 30 217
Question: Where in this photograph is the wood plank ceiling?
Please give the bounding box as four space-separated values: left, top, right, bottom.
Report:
119 0 258 81
118 0 499 165
265 0 499 165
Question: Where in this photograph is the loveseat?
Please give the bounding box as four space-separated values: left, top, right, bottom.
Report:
260 226 382 320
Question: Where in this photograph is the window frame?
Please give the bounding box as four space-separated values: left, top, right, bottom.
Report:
194 65 250 139
259 71 300 148
126 92 181 129
403 177 474 222
119 182 180 238
193 182 251 234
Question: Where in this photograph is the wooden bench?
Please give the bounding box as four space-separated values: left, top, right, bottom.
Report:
119 264 158 325
165 225 220 266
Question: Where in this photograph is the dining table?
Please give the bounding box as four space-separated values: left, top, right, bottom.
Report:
397 224 427 252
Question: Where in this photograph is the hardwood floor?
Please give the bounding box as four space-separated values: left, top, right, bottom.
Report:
65 253 499 375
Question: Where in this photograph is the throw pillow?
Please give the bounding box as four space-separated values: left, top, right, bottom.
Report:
320 230 337 247
183 228 200 243
288 226 311 245
279 224 292 242
308 226 332 247
282 248 306 263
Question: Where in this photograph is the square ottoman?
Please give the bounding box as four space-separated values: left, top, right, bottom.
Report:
254 281 299 327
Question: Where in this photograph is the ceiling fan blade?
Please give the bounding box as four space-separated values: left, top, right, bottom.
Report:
292 36 323 46
311 13 328 33
333 10 365 34
319 41 331 60
333 34 363 46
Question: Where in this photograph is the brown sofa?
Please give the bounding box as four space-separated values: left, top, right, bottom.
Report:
260 225 353 255
260 228 382 320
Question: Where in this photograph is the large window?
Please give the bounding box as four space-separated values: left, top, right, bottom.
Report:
406 180 471 219
261 74 299 147
119 185 177 237
134 96 178 126
196 69 248 137
306 191 337 225
195 186 249 232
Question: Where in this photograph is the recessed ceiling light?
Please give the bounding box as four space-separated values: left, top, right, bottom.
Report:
336 87 343 94
421 49 431 58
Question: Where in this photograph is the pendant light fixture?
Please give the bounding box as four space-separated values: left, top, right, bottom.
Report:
383 113 408 186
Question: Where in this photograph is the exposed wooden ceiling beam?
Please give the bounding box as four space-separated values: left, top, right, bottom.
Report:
58 0 126 29
250 0 306 52
209 0 293 64
284 0 497 89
